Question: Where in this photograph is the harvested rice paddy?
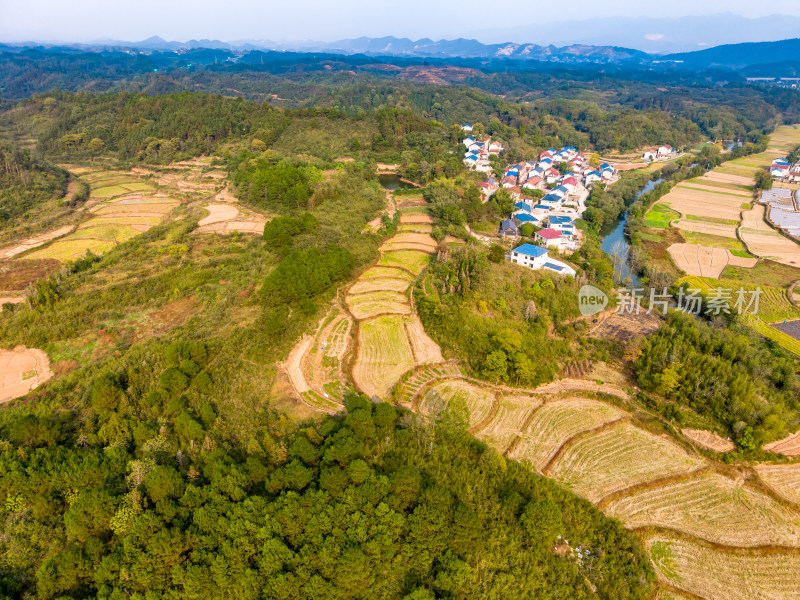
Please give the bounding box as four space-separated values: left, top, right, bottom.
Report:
646 535 800 600
351 315 416 398
548 421 706 502
509 398 624 473
606 471 800 547
420 379 496 429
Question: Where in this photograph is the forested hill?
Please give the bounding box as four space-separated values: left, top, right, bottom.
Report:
0 88 784 176
0 383 654 598
0 144 69 228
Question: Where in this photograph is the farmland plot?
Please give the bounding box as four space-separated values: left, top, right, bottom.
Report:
381 232 437 252
508 398 624 473
646 535 800 600
681 428 734 452
346 290 411 320
549 422 705 502
657 186 745 222
379 250 431 275
398 223 433 233
352 315 415 398
419 379 495 429
348 276 411 294
0 346 52 403
755 464 800 505
605 471 800 547
476 394 543 452
740 205 800 267
359 266 416 282
763 430 800 457
405 316 444 365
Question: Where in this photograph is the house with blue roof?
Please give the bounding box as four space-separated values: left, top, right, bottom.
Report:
513 201 532 213
462 136 476 147
508 244 577 276
461 124 473 132
553 185 570 196
548 215 572 226
585 171 603 184
509 244 549 268
534 203 552 211
514 213 542 225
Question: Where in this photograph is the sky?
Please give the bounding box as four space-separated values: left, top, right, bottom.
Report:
1 0 800 43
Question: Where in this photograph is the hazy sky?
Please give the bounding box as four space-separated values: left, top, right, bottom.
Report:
2 0 800 42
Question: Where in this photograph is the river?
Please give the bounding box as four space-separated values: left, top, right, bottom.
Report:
600 178 664 286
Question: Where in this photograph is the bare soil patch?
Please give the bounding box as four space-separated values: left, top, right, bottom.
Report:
668 243 756 278
0 259 61 292
198 204 240 226
586 310 662 343
0 346 52 403
764 430 800 456
673 219 738 239
399 214 434 225
682 428 735 452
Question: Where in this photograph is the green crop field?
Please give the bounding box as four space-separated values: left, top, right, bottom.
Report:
645 203 680 228
24 239 115 262
379 250 431 275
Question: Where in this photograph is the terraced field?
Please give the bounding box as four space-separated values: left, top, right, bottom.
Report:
475 394 543 451
419 379 496 429
26 195 179 262
280 193 800 596
379 249 431 275
678 275 800 323
606 471 800 547
647 535 800 600
756 464 800 505
352 315 416 398
508 398 624 472
549 421 706 502
346 290 411 320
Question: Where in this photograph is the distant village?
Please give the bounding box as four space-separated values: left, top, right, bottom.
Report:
770 155 800 183
460 124 618 277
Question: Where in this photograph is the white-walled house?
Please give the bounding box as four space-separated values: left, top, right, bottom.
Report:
461 124 474 132
508 244 576 277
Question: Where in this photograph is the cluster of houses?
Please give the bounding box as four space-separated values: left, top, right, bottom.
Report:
769 156 800 183
462 128 503 173
642 145 676 162
501 146 616 189
507 243 577 277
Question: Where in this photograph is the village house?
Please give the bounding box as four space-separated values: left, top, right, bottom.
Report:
534 227 563 248
657 145 673 157
461 124 473 132
500 219 520 237
507 243 577 277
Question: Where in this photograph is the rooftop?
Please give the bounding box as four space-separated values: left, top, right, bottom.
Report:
536 228 562 240
513 243 549 258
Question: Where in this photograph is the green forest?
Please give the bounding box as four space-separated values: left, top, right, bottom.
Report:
1 47 800 599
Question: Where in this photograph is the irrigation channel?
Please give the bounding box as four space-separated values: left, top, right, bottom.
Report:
600 178 665 286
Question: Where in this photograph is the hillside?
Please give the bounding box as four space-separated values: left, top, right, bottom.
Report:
665 38 800 70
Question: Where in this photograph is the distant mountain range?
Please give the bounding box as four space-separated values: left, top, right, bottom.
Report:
468 13 800 54
3 34 800 74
